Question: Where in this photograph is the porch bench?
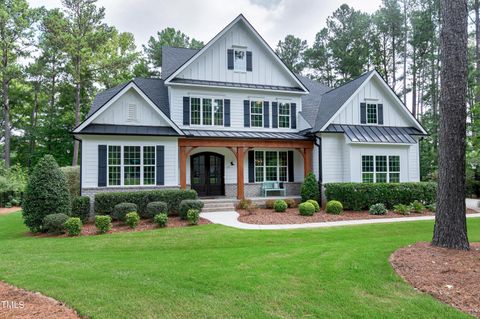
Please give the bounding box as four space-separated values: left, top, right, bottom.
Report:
261 182 286 197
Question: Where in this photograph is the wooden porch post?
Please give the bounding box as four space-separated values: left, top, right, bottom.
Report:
179 146 187 189
236 147 245 199
304 148 312 177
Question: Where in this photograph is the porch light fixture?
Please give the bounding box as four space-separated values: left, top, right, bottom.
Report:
230 161 235 166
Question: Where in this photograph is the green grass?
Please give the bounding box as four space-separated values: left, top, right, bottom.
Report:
0 212 477 319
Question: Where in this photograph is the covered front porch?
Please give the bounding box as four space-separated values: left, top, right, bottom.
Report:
178 138 314 199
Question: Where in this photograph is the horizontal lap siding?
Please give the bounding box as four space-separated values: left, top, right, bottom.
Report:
81 136 179 188
321 134 345 183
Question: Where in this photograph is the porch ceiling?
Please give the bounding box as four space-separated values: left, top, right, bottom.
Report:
182 129 311 140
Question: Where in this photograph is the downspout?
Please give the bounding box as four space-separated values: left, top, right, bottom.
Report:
314 135 323 204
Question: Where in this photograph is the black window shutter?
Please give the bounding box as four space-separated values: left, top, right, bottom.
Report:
98 145 107 187
272 102 278 128
360 102 366 124
263 101 269 128
227 49 234 70
156 145 165 185
224 99 231 127
244 100 250 127
291 103 297 129
246 51 252 71
378 104 384 124
288 151 294 182
183 97 190 125
248 150 255 183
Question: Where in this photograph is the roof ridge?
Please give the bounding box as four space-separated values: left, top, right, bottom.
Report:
162 46 201 51
322 70 374 95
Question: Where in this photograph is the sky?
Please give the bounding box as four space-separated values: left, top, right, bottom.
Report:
28 0 382 49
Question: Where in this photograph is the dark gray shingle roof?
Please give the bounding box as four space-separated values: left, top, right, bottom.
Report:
297 75 332 127
78 124 179 136
312 71 374 132
161 46 199 79
170 78 305 92
182 129 311 140
324 124 425 144
87 78 170 118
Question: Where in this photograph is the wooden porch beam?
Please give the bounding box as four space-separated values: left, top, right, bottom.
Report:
236 147 245 199
179 138 314 149
304 148 312 177
179 146 187 189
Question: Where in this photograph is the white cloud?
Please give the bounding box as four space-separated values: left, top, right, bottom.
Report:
28 0 382 49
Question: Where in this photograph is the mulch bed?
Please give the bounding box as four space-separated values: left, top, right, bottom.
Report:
237 208 477 225
0 207 21 215
390 242 480 318
0 281 82 319
30 216 211 238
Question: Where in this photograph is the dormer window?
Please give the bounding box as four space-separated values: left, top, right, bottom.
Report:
367 104 377 124
234 49 246 71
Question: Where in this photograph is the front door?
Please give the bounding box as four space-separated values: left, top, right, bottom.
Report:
191 152 225 197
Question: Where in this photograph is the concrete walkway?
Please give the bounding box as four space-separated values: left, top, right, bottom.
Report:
200 198 480 230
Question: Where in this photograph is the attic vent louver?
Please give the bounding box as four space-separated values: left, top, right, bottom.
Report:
127 104 137 122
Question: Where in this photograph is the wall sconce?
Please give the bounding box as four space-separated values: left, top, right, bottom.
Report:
230 161 235 166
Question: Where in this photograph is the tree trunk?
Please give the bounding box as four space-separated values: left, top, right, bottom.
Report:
403 0 408 104
475 0 480 105
28 83 40 168
432 0 469 250
411 50 417 118
72 80 81 166
392 33 396 92
2 77 10 169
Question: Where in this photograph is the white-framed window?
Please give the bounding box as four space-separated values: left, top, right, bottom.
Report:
367 103 378 124
107 145 156 187
250 101 263 127
254 151 288 183
362 155 400 183
234 49 246 71
190 97 224 127
278 102 290 128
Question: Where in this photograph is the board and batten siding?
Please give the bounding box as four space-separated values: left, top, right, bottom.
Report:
176 22 298 88
320 133 347 183
93 89 170 126
81 136 179 188
331 77 413 127
169 86 302 131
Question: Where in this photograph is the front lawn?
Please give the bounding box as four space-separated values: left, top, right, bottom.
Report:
0 212 478 319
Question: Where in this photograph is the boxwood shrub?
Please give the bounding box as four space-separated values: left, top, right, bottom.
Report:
324 182 436 211
112 203 137 221
179 199 204 220
145 201 168 219
299 202 315 216
94 189 197 216
64 217 82 236
273 199 287 212
43 213 69 234
71 196 90 222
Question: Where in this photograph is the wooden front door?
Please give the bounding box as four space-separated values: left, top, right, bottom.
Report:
190 152 225 197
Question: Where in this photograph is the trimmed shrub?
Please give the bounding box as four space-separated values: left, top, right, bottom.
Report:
324 182 437 211
301 172 320 202
187 209 200 225
154 213 168 228
95 215 112 234
145 201 168 219
22 155 71 232
236 199 252 210
112 203 137 221
60 166 80 198
179 199 204 220
409 200 425 214
393 204 410 215
326 200 343 215
265 199 275 209
274 199 287 212
369 203 387 215
299 202 316 216
284 198 297 208
64 217 82 236
125 212 140 229
306 199 320 212
71 196 90 223
43 213 69 234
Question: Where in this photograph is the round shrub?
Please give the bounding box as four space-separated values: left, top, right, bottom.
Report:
284 198 297 208
112 202 137 221
274 200 287 212
154 213 168 228
325 200 343 215
306 199 320 212
187 209 200 225
410 200 425 214
236 199 252 210
43 213 69 234
393 204 410 215
301 172 320 202
145 201 168 219
125 212 140 229
95 215 112 234
22 155 71 232
179 200 204 220
299 202 315 216
369 203 387 215
64 217 82 236
71 196 90 223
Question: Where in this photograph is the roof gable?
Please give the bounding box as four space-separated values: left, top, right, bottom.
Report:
164 14 308 93
162 47 199 79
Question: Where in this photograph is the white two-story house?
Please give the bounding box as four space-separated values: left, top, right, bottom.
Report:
73 14 427 200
